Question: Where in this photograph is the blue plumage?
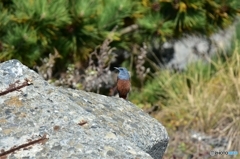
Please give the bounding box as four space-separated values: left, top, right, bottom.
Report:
114 67 130 80
114 67 131 99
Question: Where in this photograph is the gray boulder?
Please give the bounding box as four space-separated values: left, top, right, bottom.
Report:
0 60 168 159
150 20 238 71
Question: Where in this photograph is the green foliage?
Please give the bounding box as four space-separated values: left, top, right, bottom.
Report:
138 0 240 38
0 0 239 66
3 25 41 65
0 0 71 66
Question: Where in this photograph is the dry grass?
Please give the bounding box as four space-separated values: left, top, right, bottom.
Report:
151 41 240 158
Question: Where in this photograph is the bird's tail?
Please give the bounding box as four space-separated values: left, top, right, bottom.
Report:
119 94 127 100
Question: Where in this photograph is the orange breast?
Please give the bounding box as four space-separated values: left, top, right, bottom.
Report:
117 79 131 99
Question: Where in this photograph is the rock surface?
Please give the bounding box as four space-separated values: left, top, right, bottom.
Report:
150 20 239 70
0 60 169 159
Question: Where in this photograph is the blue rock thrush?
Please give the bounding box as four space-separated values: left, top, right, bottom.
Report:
114 67 131 99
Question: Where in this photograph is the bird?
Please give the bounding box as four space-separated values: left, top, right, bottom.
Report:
114 67 131 99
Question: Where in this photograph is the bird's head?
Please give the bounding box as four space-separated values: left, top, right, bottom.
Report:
114 67 130 80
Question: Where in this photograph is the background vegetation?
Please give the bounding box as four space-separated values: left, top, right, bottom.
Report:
0 0 239 67
135 24 240 158
0 0 240 158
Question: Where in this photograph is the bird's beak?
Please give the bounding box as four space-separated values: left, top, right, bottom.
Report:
114 67 119 70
